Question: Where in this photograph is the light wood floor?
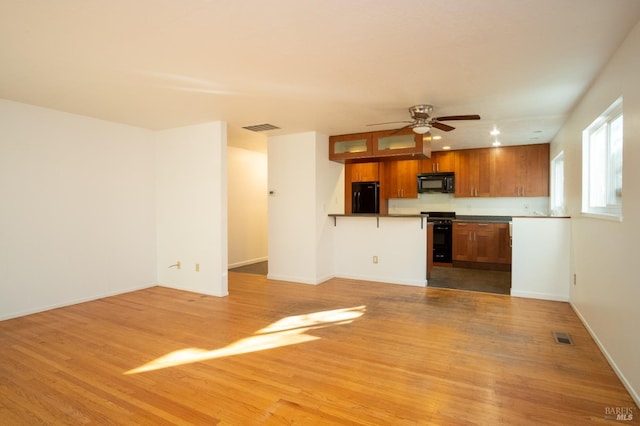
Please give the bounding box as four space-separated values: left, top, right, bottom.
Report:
1 274 637 425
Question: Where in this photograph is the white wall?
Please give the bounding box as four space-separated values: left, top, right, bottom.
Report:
156 122 228 297
0 100 157 320
553 20 640 404
334 217 426 286
227 146 268 268
267 132 342 284
511 218 570 301
314 133 344 282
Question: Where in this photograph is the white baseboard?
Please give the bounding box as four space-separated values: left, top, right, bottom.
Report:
228 256 268 269
266 273 323 285
570 302 639 408
510 289 569 302
0 283 155 321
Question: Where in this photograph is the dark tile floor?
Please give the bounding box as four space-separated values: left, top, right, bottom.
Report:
229 261 268 275
428 266 511 295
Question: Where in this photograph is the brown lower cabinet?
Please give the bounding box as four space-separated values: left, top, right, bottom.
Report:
452 222 511 265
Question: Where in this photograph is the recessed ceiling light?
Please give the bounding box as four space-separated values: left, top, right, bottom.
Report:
533 130 543 133
432 135 442 140
442 146 451 150
490 127 500 136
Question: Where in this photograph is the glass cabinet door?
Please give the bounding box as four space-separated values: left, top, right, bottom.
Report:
373 129 424 157
333 138 369 155
376 133 418 152
329 133 372 161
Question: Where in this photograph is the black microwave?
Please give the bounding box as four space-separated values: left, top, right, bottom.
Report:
417 172 455 193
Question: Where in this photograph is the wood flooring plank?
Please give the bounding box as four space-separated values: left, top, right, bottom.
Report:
0 275 637 425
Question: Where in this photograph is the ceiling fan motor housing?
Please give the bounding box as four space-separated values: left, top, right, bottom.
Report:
410 104 433 119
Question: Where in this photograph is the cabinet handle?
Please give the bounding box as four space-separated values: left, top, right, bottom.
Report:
436 163 439 172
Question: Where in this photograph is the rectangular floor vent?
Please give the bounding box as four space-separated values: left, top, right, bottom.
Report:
553 331 574 345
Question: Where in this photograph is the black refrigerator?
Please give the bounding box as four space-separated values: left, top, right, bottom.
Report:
352 181 380 214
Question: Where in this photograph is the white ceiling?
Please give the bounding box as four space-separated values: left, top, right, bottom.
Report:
2 1 640 153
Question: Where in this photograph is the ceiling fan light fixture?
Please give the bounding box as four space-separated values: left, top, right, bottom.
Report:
412 125 431 134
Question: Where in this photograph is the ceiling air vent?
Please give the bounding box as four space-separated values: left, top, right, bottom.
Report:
242 123 280 132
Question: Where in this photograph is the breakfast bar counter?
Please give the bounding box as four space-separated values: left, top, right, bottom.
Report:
329 214 428 287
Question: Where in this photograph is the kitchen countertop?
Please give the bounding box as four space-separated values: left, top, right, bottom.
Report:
328 213 426 218
454 215 512 223
328 214 570 222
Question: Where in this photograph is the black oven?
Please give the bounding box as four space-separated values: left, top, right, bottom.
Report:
422 211 455 263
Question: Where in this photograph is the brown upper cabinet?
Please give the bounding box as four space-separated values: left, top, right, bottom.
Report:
385 159 419 199
452 143 549 198
420 150 456 173
455 148 492 197
329 132 373 162
330 128 430 162
346 162 379 182
491 144 549 197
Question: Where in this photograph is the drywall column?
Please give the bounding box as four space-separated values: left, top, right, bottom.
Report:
156 122 228 296
267 132 342 284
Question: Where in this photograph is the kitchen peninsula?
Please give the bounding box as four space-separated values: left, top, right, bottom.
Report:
329 213 571 302
329 213 428 287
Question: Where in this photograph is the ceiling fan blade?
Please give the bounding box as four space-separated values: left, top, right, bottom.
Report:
435 114 481 121
366 120 412 126
431 122 455 132
390 123 413 135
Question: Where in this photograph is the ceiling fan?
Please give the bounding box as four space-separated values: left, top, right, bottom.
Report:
367 105 481 134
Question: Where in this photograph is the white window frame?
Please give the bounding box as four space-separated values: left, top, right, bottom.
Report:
581 97 623 220
550 151 565 216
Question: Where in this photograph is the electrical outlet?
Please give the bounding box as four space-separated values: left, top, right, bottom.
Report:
195 263 200 272
373 256 378 264
177 261 181 270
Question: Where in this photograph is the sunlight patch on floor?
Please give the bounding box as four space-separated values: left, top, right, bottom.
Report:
125 305 366 374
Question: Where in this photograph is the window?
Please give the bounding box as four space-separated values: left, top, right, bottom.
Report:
582 98 623 219
550 151 565 215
